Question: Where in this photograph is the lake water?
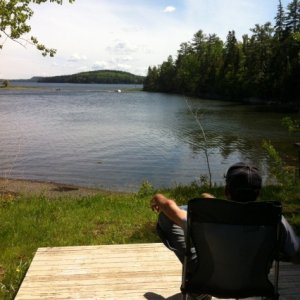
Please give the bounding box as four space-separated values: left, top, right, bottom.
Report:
0 82 298 191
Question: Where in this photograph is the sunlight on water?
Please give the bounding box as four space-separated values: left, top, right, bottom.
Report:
0 83 298 191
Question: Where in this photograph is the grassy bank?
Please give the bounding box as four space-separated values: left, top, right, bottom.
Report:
0 182 299 299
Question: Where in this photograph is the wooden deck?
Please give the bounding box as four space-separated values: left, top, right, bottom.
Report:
15 243 300 300
15 243 182 300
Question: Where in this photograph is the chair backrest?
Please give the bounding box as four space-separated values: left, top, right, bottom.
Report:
181 198 282 299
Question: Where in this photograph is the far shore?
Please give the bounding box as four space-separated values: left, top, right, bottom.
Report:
0 85 41 90
0 177 124 199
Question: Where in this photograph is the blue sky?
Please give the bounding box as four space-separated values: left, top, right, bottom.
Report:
0 0 291 79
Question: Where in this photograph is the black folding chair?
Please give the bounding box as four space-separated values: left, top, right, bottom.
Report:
181 198 282 300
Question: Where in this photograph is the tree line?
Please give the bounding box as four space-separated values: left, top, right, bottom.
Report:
38 70 144 84
143 0 300 106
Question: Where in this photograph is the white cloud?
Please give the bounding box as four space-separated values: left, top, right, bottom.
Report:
77 65 90 73
92 61 109 70
68 53 87 62
107 40 138 54
91 58 132 73
115 63 132 71
122 55 133 62
121 25 143 33
163 6 176 13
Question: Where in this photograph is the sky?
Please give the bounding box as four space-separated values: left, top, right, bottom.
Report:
0 0 291 79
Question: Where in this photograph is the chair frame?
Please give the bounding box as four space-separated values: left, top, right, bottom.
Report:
181 198 282 300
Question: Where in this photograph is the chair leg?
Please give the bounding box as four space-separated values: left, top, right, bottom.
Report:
182 292 188 300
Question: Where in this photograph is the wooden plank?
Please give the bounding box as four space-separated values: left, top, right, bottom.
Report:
16 289 183 300
36 243 164 253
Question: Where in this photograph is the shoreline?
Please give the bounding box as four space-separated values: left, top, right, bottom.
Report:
0 177 123 199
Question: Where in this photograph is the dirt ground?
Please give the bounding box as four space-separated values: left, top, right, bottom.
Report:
0 178 112 199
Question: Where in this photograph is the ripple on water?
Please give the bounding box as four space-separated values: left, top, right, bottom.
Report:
0 83 297 191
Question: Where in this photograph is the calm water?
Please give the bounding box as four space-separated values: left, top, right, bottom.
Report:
0 82 298 191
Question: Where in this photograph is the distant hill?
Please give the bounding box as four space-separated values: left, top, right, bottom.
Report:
38 70 145 84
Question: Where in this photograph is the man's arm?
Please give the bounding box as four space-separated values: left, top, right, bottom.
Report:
150 194 187 228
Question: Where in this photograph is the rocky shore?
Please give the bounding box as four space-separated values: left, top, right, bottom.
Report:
0 178 112 199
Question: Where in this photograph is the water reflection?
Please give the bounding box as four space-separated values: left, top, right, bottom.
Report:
174 97 298 182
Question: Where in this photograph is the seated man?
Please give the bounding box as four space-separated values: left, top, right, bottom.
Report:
150 162 300 266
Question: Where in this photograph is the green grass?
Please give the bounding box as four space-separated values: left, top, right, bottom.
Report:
123 87 143 92
0 85 41 90
0 182 299 299
0 192 159 299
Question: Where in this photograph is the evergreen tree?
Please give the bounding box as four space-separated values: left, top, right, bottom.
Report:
175 52 200 95
285 0 300 33
157 56 176 92
143 67 159 91
191 30 207 53
275 0 286 39
219 31 242 98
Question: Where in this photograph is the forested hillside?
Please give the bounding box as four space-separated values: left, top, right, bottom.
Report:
39 70 144 84
144 0 300 105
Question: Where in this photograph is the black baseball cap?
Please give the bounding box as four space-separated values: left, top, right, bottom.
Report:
225 162 262 202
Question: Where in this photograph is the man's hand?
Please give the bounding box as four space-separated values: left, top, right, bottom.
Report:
150 194 187 227
150 194 168 213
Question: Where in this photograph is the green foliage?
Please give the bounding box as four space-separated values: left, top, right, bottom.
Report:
0 0 74 56
281 116 300 132
261 135 300 232
0 259 29 298
259 116 300 223
38 70 145 84
1 80 10 87
143 66 159 91
137 180 154 197
156 180 224 206
262 139 297 201
143 0 300 105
